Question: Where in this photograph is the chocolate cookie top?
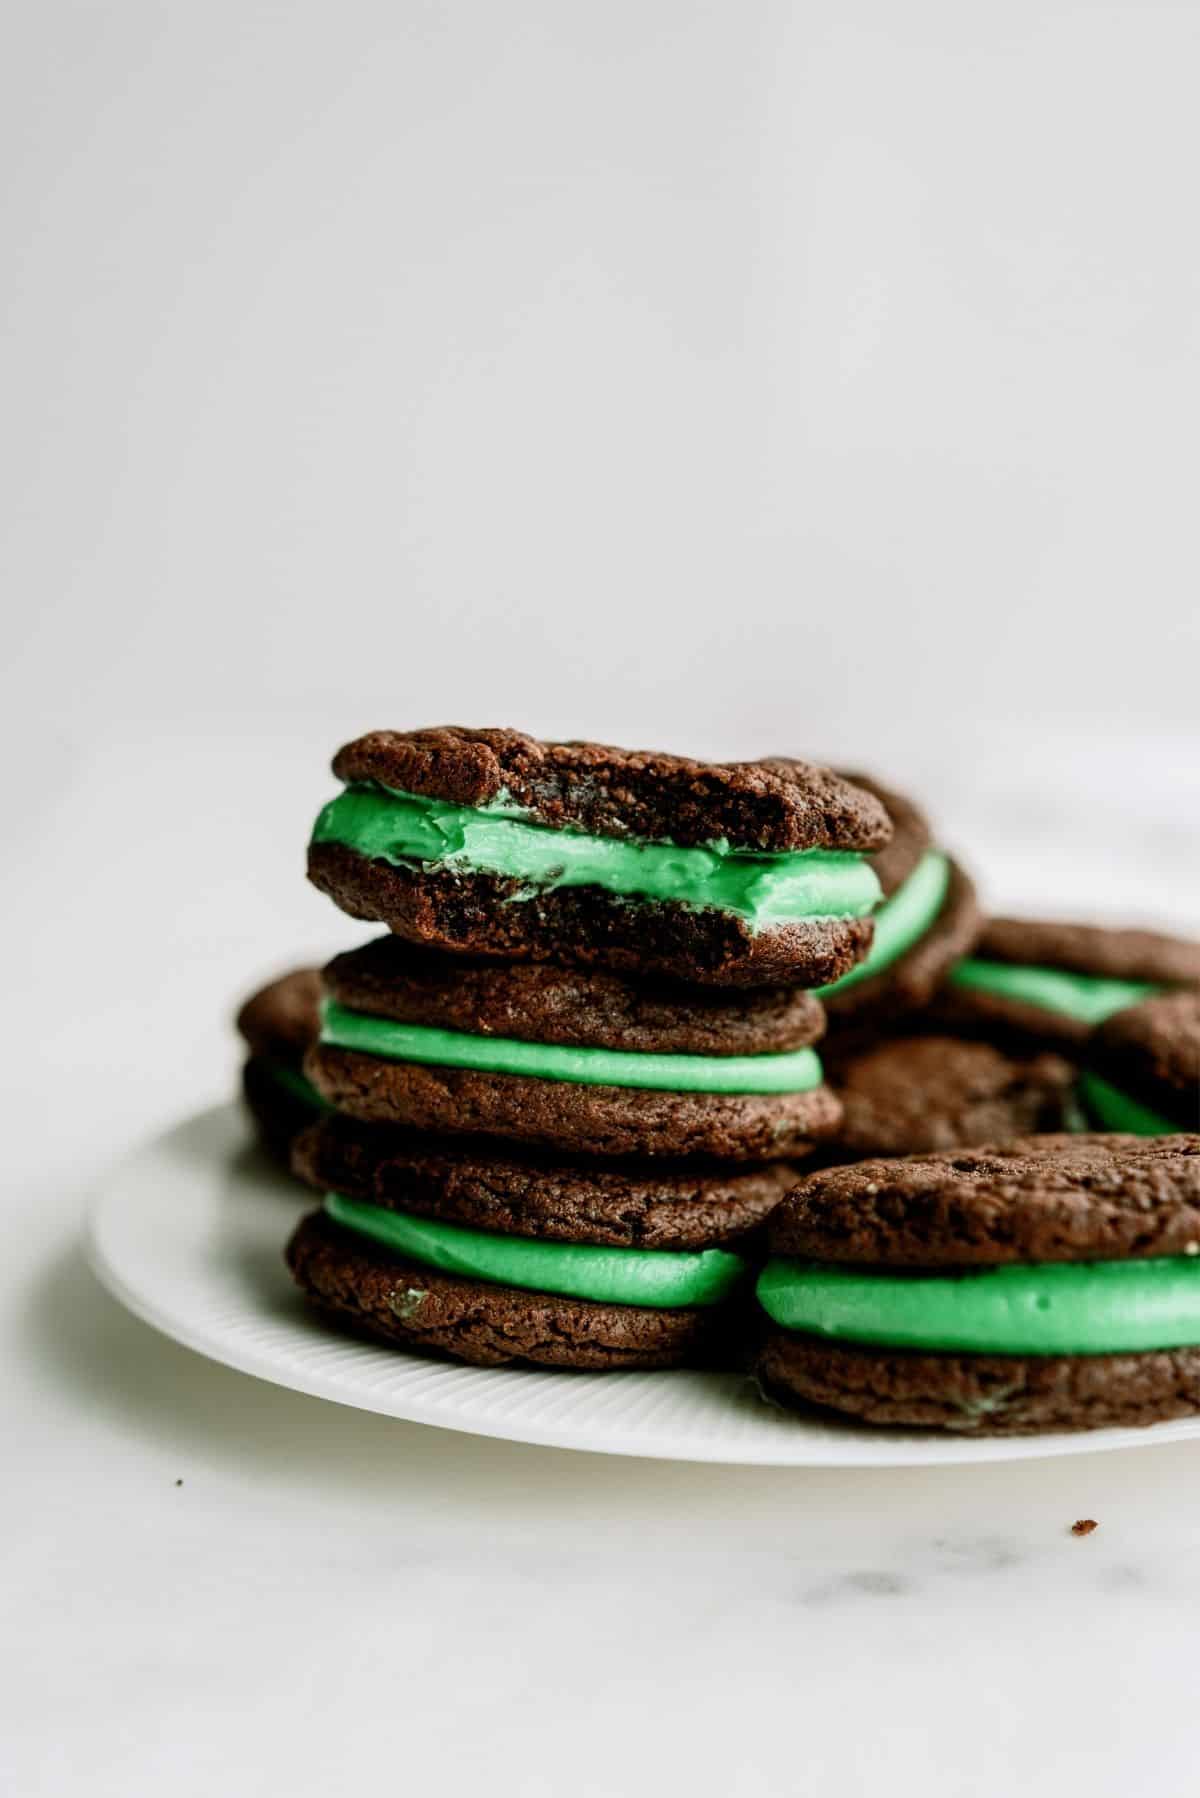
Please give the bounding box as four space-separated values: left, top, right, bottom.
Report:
1088 990 1200 1129
293 1114 795 1249
236 969 322 1063
823 1034 1076 1156
973 919 1200 985
323 935 825 1054
839 772 930 897
769 1135 1200 1266
329 727 892 853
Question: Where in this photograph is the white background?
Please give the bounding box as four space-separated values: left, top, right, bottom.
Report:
6 0 1200 750
3 5 1199 1795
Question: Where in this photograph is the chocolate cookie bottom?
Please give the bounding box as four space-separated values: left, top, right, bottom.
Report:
287 1212 740 1370
757 1329 1200 1435
308 841 875 989
305 1043 842 1160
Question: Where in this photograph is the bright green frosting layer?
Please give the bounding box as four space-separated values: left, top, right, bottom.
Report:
817 849 950 997
311 784 882 927
1077 1071 1179 1136
324 1193 748 1308
321 1001 824 1094
948 958 1157 1026
757 1255 1200 1355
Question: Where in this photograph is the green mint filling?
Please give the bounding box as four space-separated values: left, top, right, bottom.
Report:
324 1193 748 1308
320 1001 823 1094
757 1254 1200 1355
817 849 950 996
1077 1071 1180 1135
948 959 1158 1027
311 783 882 926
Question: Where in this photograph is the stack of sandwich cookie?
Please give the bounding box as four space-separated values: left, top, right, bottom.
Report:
287 727 894 1369
287 1115 793 1368
756 1136 1200 1434
307 728 892 987
236 969 325 1163
816 775 980 1024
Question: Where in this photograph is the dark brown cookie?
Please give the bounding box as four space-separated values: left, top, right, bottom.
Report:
330 727 892 850
305 1042 842 1161
324 935 825 1053
838 772 930 898
235 968 322 1062
821 1034 1077 1158
309 840 876 990
293 1113 796 1249
235 970 324 1166
241 1058 324 1165
930 918 1200 1050
808 774 982 1024
970 919 1200 985
309 728 891 988
769 1135 1200 1266
758 1329 1200 1435
286 1209 735 1370
1087 990 1200 1130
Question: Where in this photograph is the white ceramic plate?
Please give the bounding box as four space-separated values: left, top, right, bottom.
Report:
86 1104 1200 1466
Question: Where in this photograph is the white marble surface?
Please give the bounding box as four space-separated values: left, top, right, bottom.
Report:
5 722 1199 1798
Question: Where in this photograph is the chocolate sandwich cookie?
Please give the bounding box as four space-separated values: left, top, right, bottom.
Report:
236 969 326 1161
934 917 1200 1052
755 1136 1200 1434
821 1033 1077 1158
304 936 842 1160
307 727 891 988
1081 989 1200 1133
286 1118 796 1369
816 775 980 1024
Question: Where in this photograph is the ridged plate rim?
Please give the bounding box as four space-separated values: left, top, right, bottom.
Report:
84 1105 1200 1467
